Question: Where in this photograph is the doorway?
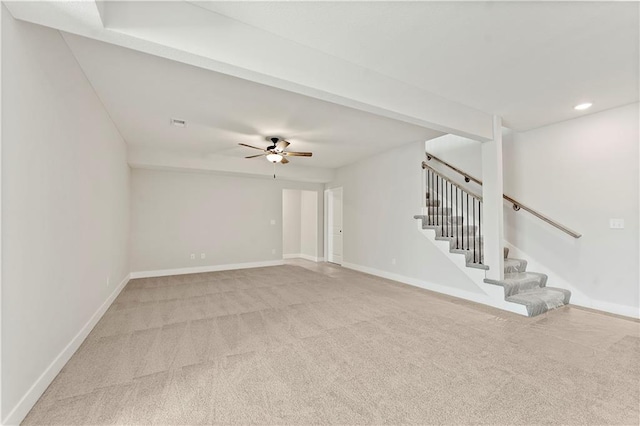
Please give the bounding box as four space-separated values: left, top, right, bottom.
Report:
325 187 343 265
282 189 320 261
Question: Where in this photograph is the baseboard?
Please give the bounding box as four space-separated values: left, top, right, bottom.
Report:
3 273 130 426
129 260 284 279
572 299 640 320
342 262 528 316
283 253 323 262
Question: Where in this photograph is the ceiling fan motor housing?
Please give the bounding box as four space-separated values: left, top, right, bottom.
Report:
266 136 283 151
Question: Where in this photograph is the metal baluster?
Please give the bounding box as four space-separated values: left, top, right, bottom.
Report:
473 199 476 263
449 182 452 237
430 171 434 226
478 200 482 264
466 193 469 252
436 175 439 229
438 177 444 237
445 181 449 237
426 170 430 225
455 186 459 249
430 171 433 225
461 188 464 251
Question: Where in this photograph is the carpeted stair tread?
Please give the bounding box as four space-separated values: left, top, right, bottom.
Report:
506 287 571 316
465 262 489 270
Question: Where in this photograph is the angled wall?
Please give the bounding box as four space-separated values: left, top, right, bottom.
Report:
1 10 131 423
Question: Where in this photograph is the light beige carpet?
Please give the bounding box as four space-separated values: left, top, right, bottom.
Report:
23 261 640 425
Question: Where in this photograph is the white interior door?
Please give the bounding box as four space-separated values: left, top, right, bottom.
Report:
327 187 343 265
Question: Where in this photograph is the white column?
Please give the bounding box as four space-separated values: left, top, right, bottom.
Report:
481 115 505 280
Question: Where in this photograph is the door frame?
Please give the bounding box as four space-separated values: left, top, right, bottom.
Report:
324 187 343 265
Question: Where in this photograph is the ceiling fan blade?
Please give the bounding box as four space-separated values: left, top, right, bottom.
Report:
238 143 266 151
281 157 290 164
245 154 266 159
283 151 312 157
275 140 290 152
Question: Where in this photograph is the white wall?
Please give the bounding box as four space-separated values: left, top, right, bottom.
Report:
1 10 131 424
130 168 324 274
282 189 301 255
427 103 640 317
425 133 482 179
300 191 318 259
503 103 639 316
326 141 487 295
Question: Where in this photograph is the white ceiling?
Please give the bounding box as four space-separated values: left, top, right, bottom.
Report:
194 1 639 131
7 0 638 180
63 33 443 169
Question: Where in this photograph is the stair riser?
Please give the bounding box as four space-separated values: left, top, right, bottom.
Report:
464 251 485 265
423 207 452 215
448 238 482 251
504 258 528 273
435 226 478 238
506 287 571 317
502 280 544 298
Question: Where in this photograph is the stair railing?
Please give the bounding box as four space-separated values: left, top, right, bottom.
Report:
423 152 582 239
422 162 485 265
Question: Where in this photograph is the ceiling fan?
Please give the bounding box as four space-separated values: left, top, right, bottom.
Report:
239 136 312 164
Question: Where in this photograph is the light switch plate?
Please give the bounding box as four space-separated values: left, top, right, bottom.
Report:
609 218 624 229
270 219 276 225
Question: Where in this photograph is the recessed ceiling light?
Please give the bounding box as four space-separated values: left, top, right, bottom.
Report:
574 103 592 111
170 118 186 127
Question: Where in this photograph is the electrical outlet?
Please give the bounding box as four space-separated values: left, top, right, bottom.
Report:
270 219 276 225
391 258 396 265
271 248 276 255
190 253 195 260
609 218 625 229
200 253 205 259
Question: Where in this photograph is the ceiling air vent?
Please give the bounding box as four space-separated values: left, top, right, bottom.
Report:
170 118 186 128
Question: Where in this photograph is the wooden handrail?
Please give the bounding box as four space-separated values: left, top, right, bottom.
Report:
423 153 582 239
422 162 483 200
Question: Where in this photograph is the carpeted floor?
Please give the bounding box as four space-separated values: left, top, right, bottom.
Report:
23 261 640 425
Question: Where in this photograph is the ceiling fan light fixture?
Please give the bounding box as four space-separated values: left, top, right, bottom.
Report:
266 153 283 163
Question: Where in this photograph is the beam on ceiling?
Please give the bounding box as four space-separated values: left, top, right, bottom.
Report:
4 0 494 141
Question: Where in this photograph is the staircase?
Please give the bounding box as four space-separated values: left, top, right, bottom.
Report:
414 164 571 317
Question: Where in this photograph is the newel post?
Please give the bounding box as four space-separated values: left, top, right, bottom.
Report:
481 115 505 280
